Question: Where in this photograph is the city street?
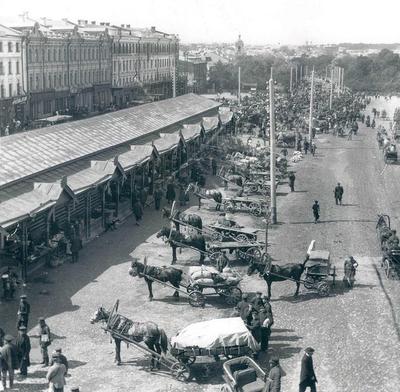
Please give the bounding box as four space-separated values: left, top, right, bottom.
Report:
2 98 400 392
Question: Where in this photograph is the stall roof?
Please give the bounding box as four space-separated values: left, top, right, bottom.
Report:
219 111 234 125
0 181 73 228
0 94 221 189
202 116 220 132
152 131 183 154
118 145 158 172
181 123 202 141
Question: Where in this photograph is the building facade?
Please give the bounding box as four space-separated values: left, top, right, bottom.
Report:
24 23 112 121
0 24 27 134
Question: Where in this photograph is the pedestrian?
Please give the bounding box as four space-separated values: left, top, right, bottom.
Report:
38 317 52 367
334 183 344 205
211 157 217 176
166 180 176 205
299 347 318 392
46 353 67 392
0 334 18 390
235 293 251 322
347 129 352 140
311 143 316 156
247 309 262 348
153 186 163 211
49 348 68 373
312 201 320 224
178 185 186 206
251 291 264 311
15 325 31 377
303 140 309 154
0 327 4 347
140 186 148 207
71 235 81 264
1 268 17 301
132 200 143 226
267 357 283 392
17 295 30 329
343 255 358 288
288 172 296 192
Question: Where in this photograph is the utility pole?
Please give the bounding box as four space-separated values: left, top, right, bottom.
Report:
290 66 293 95
329 67 333 110
269 77 277 224
238 66 241 105
337 67 341 96
309 69 314 143
295 65 298 85
341 67 344 90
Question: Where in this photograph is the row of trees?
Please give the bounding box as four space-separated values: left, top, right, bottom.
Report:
208 49 400 94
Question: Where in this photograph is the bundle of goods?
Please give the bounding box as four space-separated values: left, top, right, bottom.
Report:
188 265 241 286
291 151 304 163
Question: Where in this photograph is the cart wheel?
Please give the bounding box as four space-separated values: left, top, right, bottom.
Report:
211 231 223 242
249 203 262 216
209 251 224 266
171 362 191 382
245 247 262 263
224 287 242 306
236 233 249 242
317 281 330 296
188 290 206 307
304 276 316 290
236 249 246 262
250 184 258 193
186 284 194 293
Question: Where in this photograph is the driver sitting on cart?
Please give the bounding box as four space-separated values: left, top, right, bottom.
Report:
216 213 241 228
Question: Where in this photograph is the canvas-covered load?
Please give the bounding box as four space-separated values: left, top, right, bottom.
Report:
170 317 259 353
188 265 240 286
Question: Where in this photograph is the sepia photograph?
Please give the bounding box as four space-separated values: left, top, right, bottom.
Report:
0 1 400 391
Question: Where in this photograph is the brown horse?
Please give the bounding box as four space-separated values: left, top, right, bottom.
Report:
128 258 183 301
247 257 309 299
90 305 168 369
162 206 203 232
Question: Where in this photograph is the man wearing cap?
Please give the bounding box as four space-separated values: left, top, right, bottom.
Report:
0 335 18 390
50 348 68 373
299 347 318 392
259 297 274 352
267 357 283 392
16 295 30 329
251 291 264 311
16 326 31 376
235 293 251 322
38 318 52 366
46 353 67 392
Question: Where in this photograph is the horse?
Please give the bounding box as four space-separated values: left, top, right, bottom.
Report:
128 258 183 301
90 306 168 369
162 206 203 232
185 183 223 211
247 257 309 299
156 226 206 264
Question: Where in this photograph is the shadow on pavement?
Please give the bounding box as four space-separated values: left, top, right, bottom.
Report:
68 359 87 369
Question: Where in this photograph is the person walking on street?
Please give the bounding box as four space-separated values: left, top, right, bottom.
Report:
153 186 163 211
50 348 69 374
46 353 67 392
15 326 31 377
166 179 176 205
132 200 143 226
0 334 18 390
140 187 148 207
312 201 320 224
0 327 4 347
303 140 309 154
347 128 353 140
235 293 251 321
17 295 30 329
334 183 344 205
311 143 317 156
71 235 81 264
259 299 274 352
299 347 318 392
267 357 283 392
288 172 296 192
38 317 51 367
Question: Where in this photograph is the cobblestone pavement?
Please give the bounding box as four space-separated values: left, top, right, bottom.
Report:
2 98 400 391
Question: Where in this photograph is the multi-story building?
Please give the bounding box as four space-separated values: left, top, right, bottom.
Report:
178 56 207 94
0 24 27 134
21 22 112 121
79 22 179 106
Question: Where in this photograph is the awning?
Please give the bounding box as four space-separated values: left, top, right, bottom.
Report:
202 116 219 133
152 132 183 154
219 111 234 125
181 123 202 142
118 145 158 172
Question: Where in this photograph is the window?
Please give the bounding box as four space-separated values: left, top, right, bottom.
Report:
8 42 12 52
0 62 3 75
17 82 21 95
74 71 78 84
64 73 67 86
48 49 51 62
29 75 33 90
16 61 20 74
9 83 12 96
48 74 52 88
54 74 57 87
0 42 2 52
36 75 40 90
8 61 12 75
0 84 4 98
16 42 20 52
28 48 32 61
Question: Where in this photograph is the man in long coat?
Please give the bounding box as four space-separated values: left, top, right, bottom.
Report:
299 347 318 392
0 335 19 390
334 183 344 205
15 325 31 376
17 295 31 329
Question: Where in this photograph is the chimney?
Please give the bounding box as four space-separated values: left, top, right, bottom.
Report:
106 22 110 26
100 22 105 26
121 24 125 28
91 21 96 25
126 24 130 28
151 26 156 33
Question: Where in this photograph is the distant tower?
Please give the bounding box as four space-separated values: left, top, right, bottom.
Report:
235 34 244 56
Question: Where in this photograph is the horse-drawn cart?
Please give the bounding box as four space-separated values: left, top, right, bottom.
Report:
223 196 268 217
207 224 263 243
207 241 265 264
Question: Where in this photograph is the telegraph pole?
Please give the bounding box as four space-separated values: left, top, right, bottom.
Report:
238 66 241 105
341 67 344 90
290 66 293 95
329 67 333 110
269 77 277 224
309 69 314 143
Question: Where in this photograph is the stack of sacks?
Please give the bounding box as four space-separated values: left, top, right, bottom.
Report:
220 266 241 286
189 265 219 285
291 151 303 163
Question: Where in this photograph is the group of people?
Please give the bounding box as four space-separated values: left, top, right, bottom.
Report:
0 294 71 391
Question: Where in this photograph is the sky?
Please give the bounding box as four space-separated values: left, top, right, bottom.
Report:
2 0 400 45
